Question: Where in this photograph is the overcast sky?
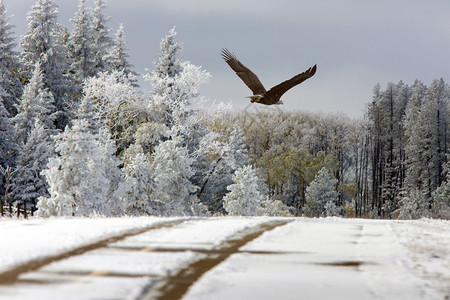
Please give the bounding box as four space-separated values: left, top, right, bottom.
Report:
4 0 450 118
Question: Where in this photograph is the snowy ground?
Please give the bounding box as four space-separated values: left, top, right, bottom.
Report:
0 217 448 300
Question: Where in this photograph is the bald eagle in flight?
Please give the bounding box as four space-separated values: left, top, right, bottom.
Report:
221 48 317 105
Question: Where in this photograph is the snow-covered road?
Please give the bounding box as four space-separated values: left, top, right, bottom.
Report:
0 217 448 299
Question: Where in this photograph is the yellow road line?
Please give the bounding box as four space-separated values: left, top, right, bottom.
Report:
141 246 155 252
89 271 108 277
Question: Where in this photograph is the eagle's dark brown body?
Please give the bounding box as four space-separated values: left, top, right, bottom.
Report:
221 48 317 105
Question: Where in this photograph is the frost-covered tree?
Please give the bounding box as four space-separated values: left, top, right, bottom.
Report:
10 120 54 210
140 29 212 219
303 167 340 217
37 119 124 217
82 70 145 153
149 137 206 216
107 23 137 84
76 90 101 133
397 189 429 219
151 27 182 80
368 82 410 217
403 93 425 192
196 126 249 213
400 80 449 209
132 121 168 154
90 0 112 73
20 0 73 129
362 79 449 218
431 170 450 220
69 0 95 86
260 198 292 217
225 126 250 168
0 1 22 116
122 144 157 216
0 95 17 196
223 165 266 216
0 68 16 201
422 79 449 195
145 27 210 129
12 63 55 144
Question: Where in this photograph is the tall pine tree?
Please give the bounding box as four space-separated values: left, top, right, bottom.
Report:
145 27 210 129
303 167 340 217
107 23 137 84
20 0 73 129
223 165 266 216
0 92 17 198
69 0 95 87
37 119 124 217
10 120 54 210
12 63 55 145
0 1 22 116
90 0 112 73
149 137 206 216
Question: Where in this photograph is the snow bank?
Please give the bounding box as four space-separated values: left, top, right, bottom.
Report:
0 217 167 273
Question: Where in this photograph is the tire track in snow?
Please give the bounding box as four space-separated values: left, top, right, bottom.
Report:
0 219 185 285
140 219 292 300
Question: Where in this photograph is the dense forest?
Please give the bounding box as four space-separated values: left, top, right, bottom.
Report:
0 0 449 219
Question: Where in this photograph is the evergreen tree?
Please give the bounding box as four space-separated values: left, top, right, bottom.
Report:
149 137 206 216
0 94 17 197
152 27 182 79
20 0 73 129
260 198 292 217
0 1 22 116
424 79 449 194
69 0 95 86
12 63 55 144
431 168 450 219
10 120 54 210
76 90 102 134
366 79 449 218
37 119 124 217
90 0 112 73
196 126 249 213
145 27 210 128
367 81 414 217
107 23 137 84
223 165 266 216
397 189 429 219
303 167 340 217
122 144 157 216
98 126 127 213
401 79 450 209
403 92 425 192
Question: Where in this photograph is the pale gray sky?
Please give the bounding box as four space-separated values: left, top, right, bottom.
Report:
4 0 450 118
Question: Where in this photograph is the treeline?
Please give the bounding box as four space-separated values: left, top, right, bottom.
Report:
0 0 448 219
208 79 450 219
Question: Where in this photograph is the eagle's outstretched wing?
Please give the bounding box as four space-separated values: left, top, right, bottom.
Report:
221 48 267 95
265 64 317 100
